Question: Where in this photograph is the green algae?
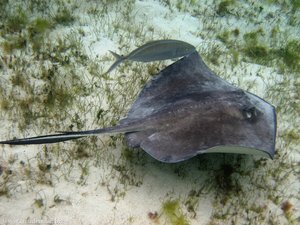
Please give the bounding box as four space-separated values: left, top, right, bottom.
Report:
243 45 269 62
291 0 300 10
53 7 75 26
29 18 52 35
215 26 300 74
161 199 189 225
243 28 264 46
5 8 28 33
217 0 236 16
274 40 300 72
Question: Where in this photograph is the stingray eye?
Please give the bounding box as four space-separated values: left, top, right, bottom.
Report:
242 107 258 122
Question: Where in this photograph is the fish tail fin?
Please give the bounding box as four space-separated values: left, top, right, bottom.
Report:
104 51 125 74
109 50 123 60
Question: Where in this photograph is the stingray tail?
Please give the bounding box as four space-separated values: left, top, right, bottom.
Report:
0 126 125 145
104 51 125 74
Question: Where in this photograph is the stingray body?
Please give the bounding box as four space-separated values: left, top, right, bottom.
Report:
0 52 276 163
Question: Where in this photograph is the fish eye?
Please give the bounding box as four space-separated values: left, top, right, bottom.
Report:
242 106 258 122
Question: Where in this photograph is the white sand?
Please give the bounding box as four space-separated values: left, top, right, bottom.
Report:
0 0 299 224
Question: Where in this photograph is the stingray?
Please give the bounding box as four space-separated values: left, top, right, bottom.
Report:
0 52 276 163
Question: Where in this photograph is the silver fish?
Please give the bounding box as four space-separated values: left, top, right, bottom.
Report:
105 39 196 73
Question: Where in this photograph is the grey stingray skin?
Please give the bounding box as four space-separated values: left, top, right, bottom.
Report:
0 52 276 163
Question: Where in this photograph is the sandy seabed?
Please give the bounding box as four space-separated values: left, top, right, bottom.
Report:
0 0 299 224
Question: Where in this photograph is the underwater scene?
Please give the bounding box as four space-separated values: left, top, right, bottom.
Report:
0 0 299 224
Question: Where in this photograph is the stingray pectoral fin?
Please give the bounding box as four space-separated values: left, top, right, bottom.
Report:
138 126 275 162
140 134 274 163
201 146 273 159
139 132 199 163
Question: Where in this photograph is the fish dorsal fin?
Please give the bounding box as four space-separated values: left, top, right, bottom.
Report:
126 51 237 120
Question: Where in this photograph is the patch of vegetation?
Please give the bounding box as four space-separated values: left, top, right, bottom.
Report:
0 164 13 197
147 63 160 76
78 161 89 185
232 28 240 37
1 35 27 54
0 0 9 19
229 49 240 65
246 39 300 73
184 189 201 218
1 6 54 54
53 194 65 204
217 28 240 46
30 18 51 34
28 17 52 51
33 198 44 208
239 29 300 73
28 0 50 14
5 7 28 33
73 140 91 159
291 0 300 10
203 44 224 66
243 28 264 46
44 82 75 109
176 1 184 11
217 31 230 44
273 40 300 72
216 0 236 16
161 199 189 225
112 162 143 188
53 7 75 26
243 45 269 63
